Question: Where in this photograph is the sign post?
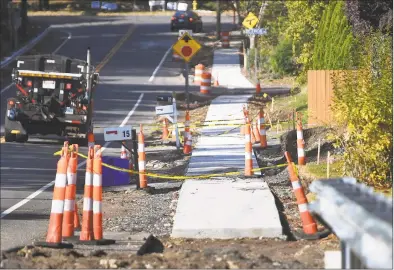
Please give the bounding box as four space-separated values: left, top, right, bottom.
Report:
156 95 180 150
173 97 180 149
242 12 266 83
172 32 201 111
103 125 139 189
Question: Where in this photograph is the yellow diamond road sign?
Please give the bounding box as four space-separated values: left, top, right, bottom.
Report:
172 32 201 62
242 12 259 29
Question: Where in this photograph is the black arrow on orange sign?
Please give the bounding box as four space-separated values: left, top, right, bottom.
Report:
182 34 191 43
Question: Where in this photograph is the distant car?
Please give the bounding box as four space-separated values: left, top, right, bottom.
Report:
170 10 203 33
101 2 118 11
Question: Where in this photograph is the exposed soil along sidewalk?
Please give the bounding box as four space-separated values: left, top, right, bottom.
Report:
0 27 340 269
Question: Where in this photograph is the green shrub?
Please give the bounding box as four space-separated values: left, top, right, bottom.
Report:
331 31 393 188
269 37 296 76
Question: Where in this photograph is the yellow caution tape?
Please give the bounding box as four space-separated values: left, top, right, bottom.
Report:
292 162 299 177
53 150 287 180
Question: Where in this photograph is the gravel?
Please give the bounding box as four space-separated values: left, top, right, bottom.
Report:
101 187 180 237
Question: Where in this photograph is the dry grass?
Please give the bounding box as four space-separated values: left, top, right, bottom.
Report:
96 11 174 16
27 10 85 16
261 76 296 87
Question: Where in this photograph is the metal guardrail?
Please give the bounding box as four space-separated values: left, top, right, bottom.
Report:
308 177 393 269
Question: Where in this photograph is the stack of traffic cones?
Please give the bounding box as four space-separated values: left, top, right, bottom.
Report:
35 144 73 248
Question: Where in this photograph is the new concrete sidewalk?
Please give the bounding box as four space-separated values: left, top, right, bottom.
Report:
171 44 283 239
211 47 253 89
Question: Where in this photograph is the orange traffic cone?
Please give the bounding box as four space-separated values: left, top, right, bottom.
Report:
183 132 192 155
214 72 219 86
284 152 317 234
296 120 306 165
79 147 94 241
87 132 95 148
259 109 267 148
93 145 103 241
138 125 148 189
183 111 190 149
244 122 253 176
256 80 261 94
62 144 78 238
162 118 169 141
34 146 73 248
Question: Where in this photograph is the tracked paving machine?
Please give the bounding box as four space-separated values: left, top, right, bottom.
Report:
4 48 99 144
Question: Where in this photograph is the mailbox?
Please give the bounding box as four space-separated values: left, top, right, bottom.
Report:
156 94 173 106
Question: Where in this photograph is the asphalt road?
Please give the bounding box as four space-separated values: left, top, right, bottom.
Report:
0 14 233 250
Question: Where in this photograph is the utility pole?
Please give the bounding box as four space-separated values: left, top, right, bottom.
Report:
216 0 221 40
20 0 28 39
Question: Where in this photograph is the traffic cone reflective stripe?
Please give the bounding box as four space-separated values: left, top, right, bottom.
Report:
62 145 78 237
296 121 306 165
284 152 317 234
45 151 68 243
244 122 253 176
93 145 103 240
138 124 148 188
80 147 94 241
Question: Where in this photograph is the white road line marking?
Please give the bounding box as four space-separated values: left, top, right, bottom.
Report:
52 31 72 54
148 46 172 83
0 181 56 219
0 93 144 219
0 31 72 95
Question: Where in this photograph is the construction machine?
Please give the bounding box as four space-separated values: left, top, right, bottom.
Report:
4 48 98 145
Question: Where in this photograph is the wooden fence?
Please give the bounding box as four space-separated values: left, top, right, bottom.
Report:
307 70 336 126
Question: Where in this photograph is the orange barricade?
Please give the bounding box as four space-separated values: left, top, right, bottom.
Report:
200 71 211 94
194 64 205 85
221 32 230 48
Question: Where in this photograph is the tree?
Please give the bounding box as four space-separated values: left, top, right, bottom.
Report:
345 0 393 35
284 0 328 83
20 0 27 37
312 0 355 70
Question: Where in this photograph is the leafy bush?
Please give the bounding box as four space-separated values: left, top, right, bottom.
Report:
269 37 296 76
331 31 393 188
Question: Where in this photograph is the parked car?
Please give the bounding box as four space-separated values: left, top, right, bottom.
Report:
170 10 203 33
